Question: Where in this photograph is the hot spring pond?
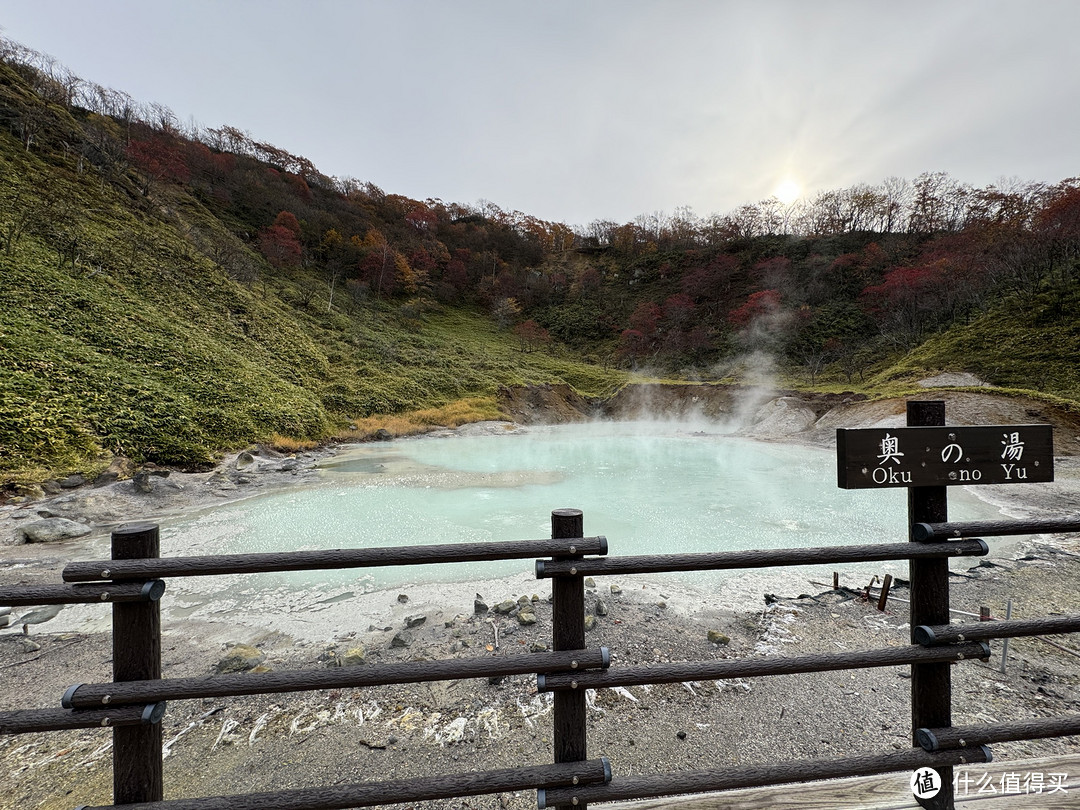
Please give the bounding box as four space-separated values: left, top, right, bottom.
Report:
160 422 1004 601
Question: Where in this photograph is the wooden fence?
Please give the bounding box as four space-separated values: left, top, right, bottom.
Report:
2 408 1079 809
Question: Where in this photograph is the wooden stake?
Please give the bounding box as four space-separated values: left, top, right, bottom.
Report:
1000 599 1013 674
876 574 893 612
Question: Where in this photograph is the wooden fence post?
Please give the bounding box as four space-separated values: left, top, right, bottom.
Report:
907 402 953 810
550 509 587 810
111 522 163 803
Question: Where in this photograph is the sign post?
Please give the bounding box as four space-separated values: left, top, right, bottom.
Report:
905 402 952 810
836 403 1054 810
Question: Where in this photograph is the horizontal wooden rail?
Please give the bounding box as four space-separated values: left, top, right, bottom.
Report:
64 648 610 709
918 715 1080 751
537 642 989 691
0 580 165 607
915 614 1080 645
0 703 165 735
538 746 991 807
913 518 1080 540
535 539 988 578
7 496 1077 810
73 758 612 810
63 536 608 582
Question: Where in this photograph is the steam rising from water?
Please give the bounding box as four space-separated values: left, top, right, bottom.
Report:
162 421 1000 598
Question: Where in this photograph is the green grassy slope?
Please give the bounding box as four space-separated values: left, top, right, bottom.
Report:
0 124 623 485
871 289 1080 401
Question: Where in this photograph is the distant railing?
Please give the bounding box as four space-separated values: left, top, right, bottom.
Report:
2 406 1078 810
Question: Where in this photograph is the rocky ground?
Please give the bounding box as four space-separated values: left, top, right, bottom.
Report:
2 389 1080 809
2 542 1079 810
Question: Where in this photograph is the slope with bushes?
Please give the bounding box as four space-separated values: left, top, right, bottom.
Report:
0 59 624 485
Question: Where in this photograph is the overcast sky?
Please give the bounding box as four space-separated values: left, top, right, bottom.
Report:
2 1 1077 226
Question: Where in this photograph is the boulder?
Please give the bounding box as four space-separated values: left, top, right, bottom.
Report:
517 610 537 626
16 604 63 633
373 429 393 442
595 599 609 616
342 646 366 666
15 518 93 544
14 484 45 501
390 630 412 648
57 473 86 489
493 599 517 614
95 456 135 485
404 615 426 628
132 471 154 493
583 615 597 631
234 451 256 470
707 630 731 645
474 595 489 614
6 637 41 653
215 643 265 673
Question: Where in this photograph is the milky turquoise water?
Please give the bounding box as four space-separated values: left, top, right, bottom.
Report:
160 422 1002 595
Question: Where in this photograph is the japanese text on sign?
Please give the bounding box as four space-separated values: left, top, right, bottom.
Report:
836 425 1054 489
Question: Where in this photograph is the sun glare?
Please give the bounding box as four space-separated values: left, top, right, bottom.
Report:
774 178 802 206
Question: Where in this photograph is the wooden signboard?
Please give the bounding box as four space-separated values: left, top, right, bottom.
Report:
836 424 1054 489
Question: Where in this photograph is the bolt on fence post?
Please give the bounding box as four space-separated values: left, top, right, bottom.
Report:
550 509 587 810
111 522 163 803
907 401 954 810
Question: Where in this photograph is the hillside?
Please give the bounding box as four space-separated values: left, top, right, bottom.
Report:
0 56 624 487
2 39 1079 491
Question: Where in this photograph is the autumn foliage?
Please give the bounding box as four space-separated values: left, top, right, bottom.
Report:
8 29 1078 385
513 319 551 352
127 135 190 193
728 290 782 328
258 213 303 268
